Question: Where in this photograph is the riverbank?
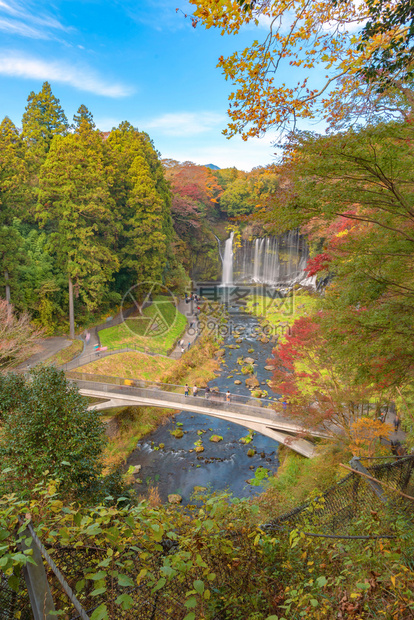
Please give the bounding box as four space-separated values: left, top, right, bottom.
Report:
100 314 224 474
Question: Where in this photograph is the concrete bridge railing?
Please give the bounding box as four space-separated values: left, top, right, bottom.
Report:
67 371 330 440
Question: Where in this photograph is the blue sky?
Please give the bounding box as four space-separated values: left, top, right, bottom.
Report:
0 0 292 170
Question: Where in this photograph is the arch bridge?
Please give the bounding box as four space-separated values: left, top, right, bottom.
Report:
67 372 330 458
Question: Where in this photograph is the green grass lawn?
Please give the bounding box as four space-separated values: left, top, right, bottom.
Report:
81 350 177 382
99 297 187 355
47 339 84 366
245 292 318 341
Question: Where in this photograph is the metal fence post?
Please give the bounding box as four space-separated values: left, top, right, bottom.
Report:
18 526 56 620
349 457 387 502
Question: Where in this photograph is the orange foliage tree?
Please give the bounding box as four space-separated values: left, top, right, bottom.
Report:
189 0 414 137
349 417 393 457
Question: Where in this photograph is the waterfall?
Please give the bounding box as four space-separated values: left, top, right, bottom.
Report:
222 232 234 285
253 239 260 281
221 231 314 287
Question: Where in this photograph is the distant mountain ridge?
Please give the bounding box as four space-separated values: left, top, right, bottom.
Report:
204 163 220 170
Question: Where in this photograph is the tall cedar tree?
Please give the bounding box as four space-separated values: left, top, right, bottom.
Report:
105 122 174 286
0 117 27 309
22 81 68 173
37 111 119 338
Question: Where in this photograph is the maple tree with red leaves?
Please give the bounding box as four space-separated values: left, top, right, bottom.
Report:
269 314 392 437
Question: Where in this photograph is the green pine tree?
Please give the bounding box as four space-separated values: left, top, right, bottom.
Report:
22 81 68 173
73 104 96 131
0 116 27 310
105 123 176 288
37 118 119 338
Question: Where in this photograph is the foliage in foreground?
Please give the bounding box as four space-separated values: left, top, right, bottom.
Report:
0 366 124 502
0 475 413 620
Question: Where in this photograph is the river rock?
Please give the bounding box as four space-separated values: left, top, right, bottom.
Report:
195 446 204 453
247 449 256 457
168 494 182 504
194 486 207 492
235 338 243 344
244 357 255 365
251 389 263 398
234 380 242 385
171 429 184 438
215 349 226 357
131 465 141 475
209 435 223 442
260 336 269 344
245 375 260 389
248 348 255 353
264 365 274 371
227 344 238 349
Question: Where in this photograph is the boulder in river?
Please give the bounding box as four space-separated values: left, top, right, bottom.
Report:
244 357 255 365
247 449 256 457
245 375 260 389
171 429 184 438
209 435 223 442
234 379 242 385
131 464 141 475
264 365 274 371
195 446 205 453
168 494 182 504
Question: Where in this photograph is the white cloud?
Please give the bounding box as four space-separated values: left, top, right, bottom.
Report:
0 0 70 39
0 17 48 38
0 52 134 98
145 111 226 136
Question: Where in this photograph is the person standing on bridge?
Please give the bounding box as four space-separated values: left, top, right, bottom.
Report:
192 384 198 397
184 383 189 397
226 390 231 403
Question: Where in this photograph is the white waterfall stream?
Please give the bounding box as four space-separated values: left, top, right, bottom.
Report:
221 231 234 285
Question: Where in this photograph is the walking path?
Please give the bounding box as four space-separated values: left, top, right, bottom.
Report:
169 298 199 359
20 297 199 372
18 336 73 370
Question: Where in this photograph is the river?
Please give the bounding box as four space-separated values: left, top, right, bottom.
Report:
126 298 281 503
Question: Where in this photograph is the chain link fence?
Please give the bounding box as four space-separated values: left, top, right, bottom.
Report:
2 455 413 619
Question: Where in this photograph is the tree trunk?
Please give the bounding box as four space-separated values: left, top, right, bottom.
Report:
4 270 11 321
68 275 75 339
